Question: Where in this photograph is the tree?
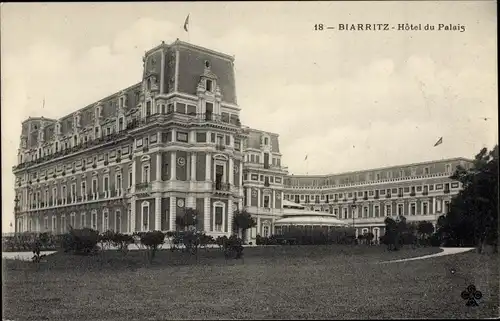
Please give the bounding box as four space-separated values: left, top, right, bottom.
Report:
437 145 498 253
232 209 257 243
417 221 435 245
140 230 166 263
176 208 198 231
383 217 408 251
364 232 375 245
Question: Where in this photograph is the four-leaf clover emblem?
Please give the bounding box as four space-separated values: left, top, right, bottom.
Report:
461 285 482 307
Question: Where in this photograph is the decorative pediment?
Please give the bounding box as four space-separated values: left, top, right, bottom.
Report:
213 154 228 161
115 166 123 172
263 188 272 195
103 168 110 174
92 171 99 177
141 155 151 162
214 201 224 207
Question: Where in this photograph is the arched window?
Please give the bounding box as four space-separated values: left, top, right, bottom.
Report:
103 209 109 232
141 201 150 231
263 224 270 237
264 137 269 145
142 163 150 183
115 210 121 232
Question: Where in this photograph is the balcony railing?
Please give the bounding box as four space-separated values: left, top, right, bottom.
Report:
213 182 231 192
135 182 152 193
14 130 130 171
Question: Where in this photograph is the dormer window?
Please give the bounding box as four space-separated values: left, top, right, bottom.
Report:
264 137 269 145
206 79 213 92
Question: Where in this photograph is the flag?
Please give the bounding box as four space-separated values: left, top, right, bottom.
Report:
183 14 190 32
434 137 443 147
42 97 45 109
304 154 308 161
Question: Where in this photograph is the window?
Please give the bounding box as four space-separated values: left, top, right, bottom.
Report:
70 213 76 228
146 101 151 116
214 205 223 232
423 202 428 215
342 208 348 219
411 203 416 215
445 164 452 173
206 79 213 92
115 210 121 232
71 184 76 203
61 215 66 234
81 182 87 199
385 205 391 216
263 195 270 208
52 187 57 202
142 164 150 183
436 200 442 212
81 213 86 228
264 137 269 145
91 211 97 230
62 186 67 204
128 170 132 188
374 206 380 217
363 207 368 218
92 178 98 198
263 225 270 237
116 174 122 193
52 216 57 233
397 204 404 216
104 176 109 195
399 170 404 178
44 216 48 231
424 167 429 175
103 210 109 232
142 202 149 231
205 102 213 119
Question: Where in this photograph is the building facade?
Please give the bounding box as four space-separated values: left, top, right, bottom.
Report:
12 40 472 243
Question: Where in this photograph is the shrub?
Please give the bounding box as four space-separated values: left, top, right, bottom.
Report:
140 230 166 263
110 233 135 255
62 228 100 255
99 230 116 250
223 235 244 260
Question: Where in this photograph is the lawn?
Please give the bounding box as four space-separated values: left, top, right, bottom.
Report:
2 245 498 320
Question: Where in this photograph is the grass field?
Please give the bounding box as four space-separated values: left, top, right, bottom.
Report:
2 245 498 320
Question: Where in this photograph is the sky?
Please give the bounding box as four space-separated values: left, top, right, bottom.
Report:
1 2 497 232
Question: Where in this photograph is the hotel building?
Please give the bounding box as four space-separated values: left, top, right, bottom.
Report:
12 40 471 243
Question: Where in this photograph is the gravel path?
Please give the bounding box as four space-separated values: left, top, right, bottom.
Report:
379 247 475 264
